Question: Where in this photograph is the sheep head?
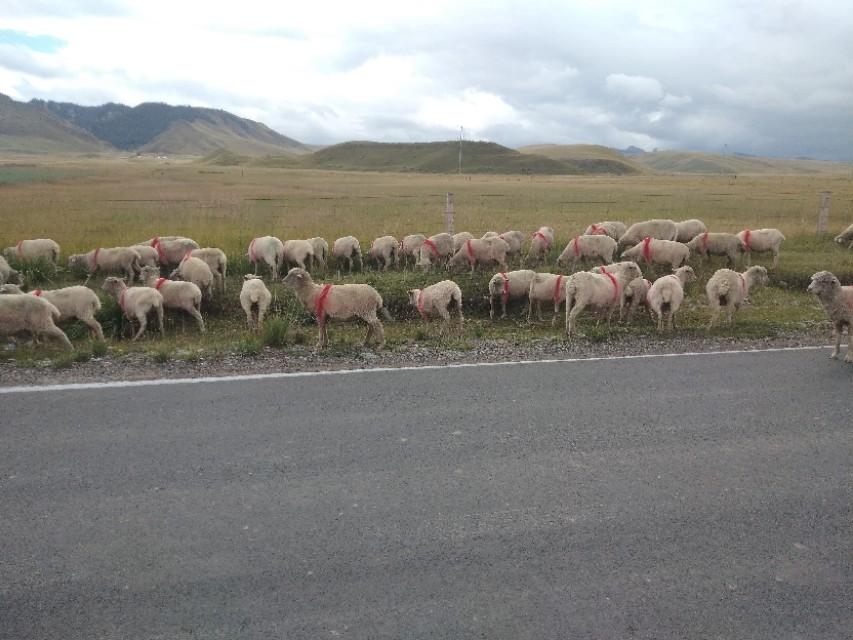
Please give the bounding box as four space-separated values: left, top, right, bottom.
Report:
807 271 840 298
101 277 127 296
747 266 769 287
282 267 312 288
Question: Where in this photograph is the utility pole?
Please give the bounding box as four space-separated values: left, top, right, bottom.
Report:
458 126 463 174
446 193 455 234
817 191 831 236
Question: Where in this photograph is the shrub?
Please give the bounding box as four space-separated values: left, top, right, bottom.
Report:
262 316 290 348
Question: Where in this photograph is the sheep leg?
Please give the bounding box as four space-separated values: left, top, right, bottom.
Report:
830 325 842 359
188 306 205 333
131 312 148 341
656 310 664 332
566 303 584 337
370 319 385 349
126 266 135 284
44 325 73 350
845 327 853 363
316 323 328 350
500 297 507 320
707 305 721 330
771 249 779 269
84 268 95 285
84 316 105 341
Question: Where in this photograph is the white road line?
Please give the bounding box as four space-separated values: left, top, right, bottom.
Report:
0 345 833 395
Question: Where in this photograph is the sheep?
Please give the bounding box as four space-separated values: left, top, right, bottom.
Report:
308 237 329 271
400 234 426 269
407 280 464 333
807 271 853 363
0 283 104 341
583 221 627 240
248 236 285 279
487 270 536 320
524 226 555 267
622 277 653 323
686 232 745 266
834 223 853 250
527 272 569 325
331 236 362 273
138 237 200 266
737 228 786 269
621 237 690 271
132 245 160 270
555 235 618 270
417 233 454 271
497 231 525 260
564 262 643 336
618 219 678 247
282 239 316 271
67 247 142 284
101 277 164 341
169 255 215 300
190 248 228 293
3 239 60 265
481 231 500 239
138 266 205 333
367 235 399 271
675 219 707 243
646 266 697 332
282 267 391 350
0 255 23 287
0 293 72 350
706 266 769 329
240 275 272 334
452 232 475 253
447 237 509 274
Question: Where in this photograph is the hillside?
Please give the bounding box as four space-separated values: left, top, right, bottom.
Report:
0 93 108 154
517 144 643 174
30 99 310 156
300 141 582 174
634 150 853 175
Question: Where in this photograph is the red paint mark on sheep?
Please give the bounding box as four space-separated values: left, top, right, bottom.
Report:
32 289 42 297
742 229 751 250
315 283 333 330
422 238 440 258
154 277 167 291
91 247 101 270
641 237 653 264
499 272 510 306
533 231 551 249
416 290 428 321
465 239 475 265
600 267 620 303
552 275 564 303
701 232 709 251
16 240 23 256
572 236 580 257
152 237 167 263
589 224 606 235
248 238 258 262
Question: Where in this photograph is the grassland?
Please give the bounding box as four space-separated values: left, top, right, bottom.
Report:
1 155 852 366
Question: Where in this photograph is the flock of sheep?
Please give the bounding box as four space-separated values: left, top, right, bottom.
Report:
1 220 852 364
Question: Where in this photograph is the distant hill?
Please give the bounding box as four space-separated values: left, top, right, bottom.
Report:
199 148 300 168
27 98 310 156
300 140 584 174
0 93 108 154
634 150 853 175
517 144 642 174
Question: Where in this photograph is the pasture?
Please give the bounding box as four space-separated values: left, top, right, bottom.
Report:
1 156 852 365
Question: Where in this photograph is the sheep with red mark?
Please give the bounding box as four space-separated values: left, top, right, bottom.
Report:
646 266 697 332
556 234 618 270
706 266 768 329
138 266 205 333
0 291 72 349
621 237 690 271
282 267 391 350
583 221 627 240
67 247 142 284
137 237 200 266
247 235 285 279
169 255 215 300
400 234 426 269
240 275 272 334
132 245 160 270
621 277 653 323
331 235 362 273
686 232 745 266
417 233 454 271
101 276 164 341
564 262 642 337
487 269 536 320
737 228 785 269
617 219 678 247
524 226 555 267
368 235 399 271
527 272 569 325
447 237 509 274
190 248 228 293
807 271 853 363
452 232 475 252
3 239 60 265
1 283 103 341
407 280 463 333
675 219 707 243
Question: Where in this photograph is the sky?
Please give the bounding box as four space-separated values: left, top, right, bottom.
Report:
1 0 852 160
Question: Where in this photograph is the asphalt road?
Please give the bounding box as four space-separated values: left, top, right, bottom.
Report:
1 349 851 639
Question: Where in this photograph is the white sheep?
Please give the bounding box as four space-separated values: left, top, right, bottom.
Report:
737 228 786 269
138 266 205 333
407 280 464 332
706 266 769 329
525 226 555 267
417 233 454 271
0 255 23 286
3 239 61 265
0 283 104 341
169 255 215 300
447 237 509 273
248 236 285 279
675 219 707 243
282 239 316 271
308 237 329 271
139 237 200 266
368 235 399 271
646 266 697 332
583 221 627 240
101 277 164 341
282 267 391 350
452 232 475 253
497 231 525 260
686 232 745 266
67 247 142 284
400 234 426 269
834 223 853 250
190 248 228 293
622 277 652 323
0 292 72 350
331 236 363 273
621 237 690 271
564 262 642 337
618 219 678 246
807 271 853 363
527 272 569 325
487 270 536 319
481 231 500 239
240 275 272 334
556 235 618 270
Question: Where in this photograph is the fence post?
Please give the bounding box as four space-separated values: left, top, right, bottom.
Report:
816 191 830 236
446 192 454 235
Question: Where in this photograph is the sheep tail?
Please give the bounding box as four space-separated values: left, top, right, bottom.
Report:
661 288 673 304
717 279 732 298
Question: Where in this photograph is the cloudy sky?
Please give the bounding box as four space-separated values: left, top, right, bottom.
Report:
1 0 852 159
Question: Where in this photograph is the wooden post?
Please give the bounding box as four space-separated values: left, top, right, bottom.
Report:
816 191 831 236
445 193 455 235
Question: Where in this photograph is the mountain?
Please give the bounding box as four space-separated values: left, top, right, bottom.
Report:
30 99 311 156
632 150 853 175
517 144 642 174
620 145 648 156
0 93 108 154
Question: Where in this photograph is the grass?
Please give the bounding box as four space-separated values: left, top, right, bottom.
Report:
0 155 851 366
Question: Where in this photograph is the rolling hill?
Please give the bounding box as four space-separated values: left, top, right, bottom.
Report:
0 93 108 154
633 150 853 175
517 144 643 174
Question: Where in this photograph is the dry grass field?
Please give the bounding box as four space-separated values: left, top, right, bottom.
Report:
1 156 852 364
